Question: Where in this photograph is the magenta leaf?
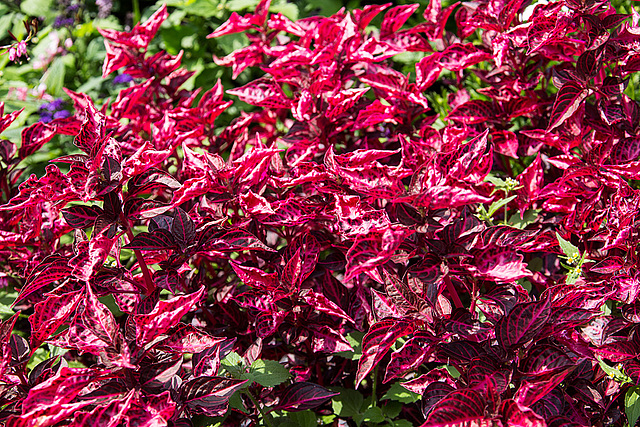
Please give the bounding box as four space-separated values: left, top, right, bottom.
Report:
156 324 225 354
180 376 249 416
132 286 205 345
127 168 181 196
16 255 72 303
547 81 589 130
356 319 414 387
380 4 419 37
426 388 487 425
124 229 176 251
421 382 456 418
29 290 82 350
496 296 551 350
274 382 339 412
62 205 104 229
171 207 196 250
199 228 275 252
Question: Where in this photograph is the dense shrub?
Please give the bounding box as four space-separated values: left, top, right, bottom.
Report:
2 0 640 426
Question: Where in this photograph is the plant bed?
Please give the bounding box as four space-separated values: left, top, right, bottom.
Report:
1 0 640 426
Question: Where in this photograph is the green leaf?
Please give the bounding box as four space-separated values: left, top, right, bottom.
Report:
626 386 640 427
484 175 508 190
331 387 364 418
335 331 363 360
381 382 420 404
285 410 317 427
598 357 631 384
555 232 579 258
249 359 290 387
227 0 259 11
228 391 249 414
363 406 385 423
21 0 52 16
41 57 66 96
486 195 517 217
220 351 245 376
508 209 541 229
382 401 402 419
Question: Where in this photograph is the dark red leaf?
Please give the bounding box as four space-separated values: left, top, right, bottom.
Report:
62 205 105 229
124 229 175 251
496 296 551 350
172 207 196 249
356 319 414 387
275 382 339 412
547 81 589 130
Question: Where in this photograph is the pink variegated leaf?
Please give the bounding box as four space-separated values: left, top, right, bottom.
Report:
231 262 279 290
426 388 487 426
301 289 354 323
547 81 589 131
69 230 118 281
207 12 254 38
180 376 249 416
496 297 551 350
384 333 433 383
500 399 547 427
199 227 274 252
29 290 82 350
380 4 420 38
16 255 72 303
133 286 205 345
80 285 119 344
275 382 339 412
71 390 135 427
22 367 101 413
353 3 391 29
156 324 225 353
309 325 354 353
345 226 412 282
475 247 531 282
448 100 495 124
19 121 57 159
227 79 291 109
356 319 414 387
439 43 492 72
514 369 572 407
421 382 456 417
0 103 23 135
267 12 304 36
99 4 167 51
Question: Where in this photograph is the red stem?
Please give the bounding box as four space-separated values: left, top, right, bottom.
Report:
444 275 463 309
125 227 155 295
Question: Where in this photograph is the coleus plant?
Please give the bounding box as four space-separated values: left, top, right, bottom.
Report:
1 0 640 425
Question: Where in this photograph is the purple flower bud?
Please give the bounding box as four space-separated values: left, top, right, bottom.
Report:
113 73 133 84
53 110 71 120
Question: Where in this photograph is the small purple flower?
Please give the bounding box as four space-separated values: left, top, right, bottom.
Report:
53 110 71 120
39 112 53 123
113 73 133 84
48 98 65 111
53 16 75 28
39 98 70 123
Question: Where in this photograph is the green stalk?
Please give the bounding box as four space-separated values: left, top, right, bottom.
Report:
132 0 141 24
245 390 274 427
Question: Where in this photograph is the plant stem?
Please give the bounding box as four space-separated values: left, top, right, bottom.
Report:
444 275 463 309
132 0 141 24
125 228 155 295
371 365 379 407
245 390 274 427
